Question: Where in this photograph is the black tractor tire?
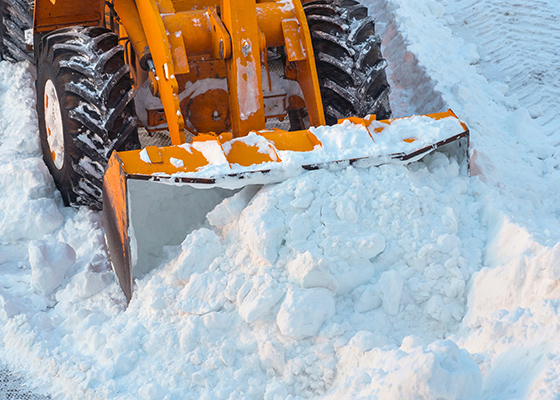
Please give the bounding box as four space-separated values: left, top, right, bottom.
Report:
36 26 140 210
0 0 32 62
304 0 391 124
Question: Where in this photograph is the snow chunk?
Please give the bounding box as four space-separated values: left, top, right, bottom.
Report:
354 284 382 313
177 272 227 315
29 240 77 296
528 104 544 119
191 140 229 171
169 157 184 168
171 228 222 280
237 278 284 324
207 186 260 229
238 188 286 264
264 381 289 400
311 120 377 160
73 261 114 299
139 148 151 163
378 341 482 399
138 382 165 400
276 288 335 339
349 330 378 352
222 131 279 160
286 251 338 294
379 270 404 316
259 341 286 375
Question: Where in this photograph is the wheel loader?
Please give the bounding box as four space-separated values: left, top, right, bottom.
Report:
1 0 469 302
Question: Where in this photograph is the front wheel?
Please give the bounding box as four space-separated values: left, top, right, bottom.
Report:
304 0 392 124
37 26 140 210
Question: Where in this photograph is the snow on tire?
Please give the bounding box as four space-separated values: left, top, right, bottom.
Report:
37 26 140 210
304 0 391 124
0 0 32 62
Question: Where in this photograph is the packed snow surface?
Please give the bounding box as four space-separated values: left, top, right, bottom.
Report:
1 0 560 399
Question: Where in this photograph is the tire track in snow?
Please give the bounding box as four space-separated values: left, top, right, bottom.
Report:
450 0 560 141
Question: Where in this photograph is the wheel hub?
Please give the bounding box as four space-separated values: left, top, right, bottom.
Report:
44 79 65 169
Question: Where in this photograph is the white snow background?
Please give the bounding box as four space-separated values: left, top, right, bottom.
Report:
1 0 560 399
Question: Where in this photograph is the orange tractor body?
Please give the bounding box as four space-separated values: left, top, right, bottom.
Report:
29 0 469 301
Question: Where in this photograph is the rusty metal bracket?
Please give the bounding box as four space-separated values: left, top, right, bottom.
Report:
208 8 231 60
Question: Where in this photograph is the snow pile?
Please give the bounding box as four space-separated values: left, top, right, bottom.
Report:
457 219 560 398
374 0 560 397
152 158 483 398
466 218 560 320
1 152 484 399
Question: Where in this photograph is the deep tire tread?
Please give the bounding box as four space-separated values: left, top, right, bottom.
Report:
304 0 391 124
0 0 32 62
38 26 140 210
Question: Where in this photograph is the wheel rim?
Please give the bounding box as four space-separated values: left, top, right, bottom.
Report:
44 79 65 170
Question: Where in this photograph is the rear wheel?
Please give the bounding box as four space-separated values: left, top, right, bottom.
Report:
0 0 32 62
37 26 140 210
304 0 391 124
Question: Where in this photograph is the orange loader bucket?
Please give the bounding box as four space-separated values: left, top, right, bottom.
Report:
103 110 469 302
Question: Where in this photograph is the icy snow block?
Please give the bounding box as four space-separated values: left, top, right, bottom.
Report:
29 240 76 296
277 287 335 339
